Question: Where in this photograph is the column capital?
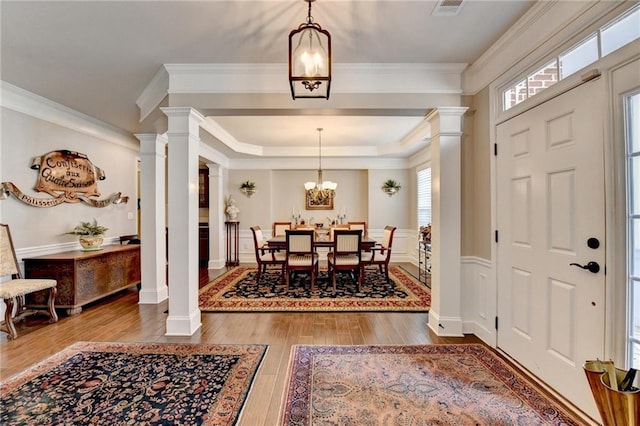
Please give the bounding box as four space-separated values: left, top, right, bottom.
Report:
160 107 205 135
205 163 221 176
136 133 167 155
426 107 468 136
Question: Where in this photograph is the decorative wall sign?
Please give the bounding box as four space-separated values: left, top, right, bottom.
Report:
0 150 128 208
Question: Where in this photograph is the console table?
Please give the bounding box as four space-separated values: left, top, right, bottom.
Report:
24 244 141 316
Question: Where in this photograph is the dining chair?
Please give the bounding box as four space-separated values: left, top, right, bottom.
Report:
327 229 362 292
360 225 397 286
329 223 350 241
348 221 367 239
250 226 285 284
272 221 292 237
284 229 319 292
0 223 58 340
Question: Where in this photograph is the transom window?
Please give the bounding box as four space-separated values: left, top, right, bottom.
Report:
503 4 639 111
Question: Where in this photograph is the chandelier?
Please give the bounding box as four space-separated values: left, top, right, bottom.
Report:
305 128 336 204
288 0 331 99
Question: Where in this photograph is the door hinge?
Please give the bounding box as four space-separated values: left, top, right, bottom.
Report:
494 143 498 156
495 230 499 243
495 316 499 330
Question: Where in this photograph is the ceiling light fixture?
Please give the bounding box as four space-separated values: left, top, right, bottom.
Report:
288 0 331 100
305 128 336 203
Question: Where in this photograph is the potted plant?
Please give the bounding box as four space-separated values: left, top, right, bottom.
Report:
382 179 401 196
240 180 256 197
66 219 108 251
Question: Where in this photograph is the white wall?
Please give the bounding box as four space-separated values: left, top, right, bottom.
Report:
0 108 138 250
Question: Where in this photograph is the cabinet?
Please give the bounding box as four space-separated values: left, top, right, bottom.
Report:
199 224 209 267
24 245 141 315
418 240 431 288
199 169 209 208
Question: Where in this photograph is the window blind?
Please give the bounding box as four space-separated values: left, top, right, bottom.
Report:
417 167 432 228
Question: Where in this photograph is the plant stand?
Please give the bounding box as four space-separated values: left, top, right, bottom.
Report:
225 221 239 266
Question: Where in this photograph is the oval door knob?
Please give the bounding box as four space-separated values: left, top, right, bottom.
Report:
569 261 600 274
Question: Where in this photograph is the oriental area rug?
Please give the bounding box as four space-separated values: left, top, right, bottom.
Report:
199 266 430 312
280 344 583 426
0 341 267 426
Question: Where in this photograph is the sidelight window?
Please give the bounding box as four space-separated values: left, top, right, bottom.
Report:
627 92 640 368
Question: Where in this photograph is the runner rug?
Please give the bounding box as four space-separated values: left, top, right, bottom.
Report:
199 265 430 312
0 341 267 425
280 344 583 425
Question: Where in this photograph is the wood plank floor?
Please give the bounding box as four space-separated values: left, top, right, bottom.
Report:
0 263 584 425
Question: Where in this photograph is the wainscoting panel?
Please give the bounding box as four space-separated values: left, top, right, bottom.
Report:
461 256 496 346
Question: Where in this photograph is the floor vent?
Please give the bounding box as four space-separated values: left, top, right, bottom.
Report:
432 0 465 16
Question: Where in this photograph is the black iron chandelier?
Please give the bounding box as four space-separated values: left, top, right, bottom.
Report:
288 0 331 100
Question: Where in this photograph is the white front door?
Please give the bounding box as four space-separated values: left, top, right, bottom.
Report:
496 79 606 419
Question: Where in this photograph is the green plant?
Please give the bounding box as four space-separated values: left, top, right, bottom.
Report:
240 180 256 190
382 179 401 196
65 219 108 236
382 179 401 190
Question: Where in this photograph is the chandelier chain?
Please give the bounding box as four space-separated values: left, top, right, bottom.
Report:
306 0 314 24
317 127 323 172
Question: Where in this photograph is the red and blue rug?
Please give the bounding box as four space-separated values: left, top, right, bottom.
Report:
280 343 583 425
0 341 267 425
199 265 431 312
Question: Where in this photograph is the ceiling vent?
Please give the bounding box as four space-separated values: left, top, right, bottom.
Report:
432 0 465 16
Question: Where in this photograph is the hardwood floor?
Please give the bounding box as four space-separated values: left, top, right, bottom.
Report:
1 263 577 425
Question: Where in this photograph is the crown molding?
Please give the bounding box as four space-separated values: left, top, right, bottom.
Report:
136 66 169 123
227 156 408 170
1 81 138 150
158 63 465 95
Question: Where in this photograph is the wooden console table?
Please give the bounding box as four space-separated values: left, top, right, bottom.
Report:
24 244 141 316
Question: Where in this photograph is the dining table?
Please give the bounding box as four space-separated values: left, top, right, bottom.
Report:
266 234 377 251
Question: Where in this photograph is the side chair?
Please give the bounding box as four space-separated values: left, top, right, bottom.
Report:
284 229 319 292
272 221 292 237
0 223 58 340
327 229 362 292
360 225 397 287
348 221 367 239
250 226 285 284
329 223 350 241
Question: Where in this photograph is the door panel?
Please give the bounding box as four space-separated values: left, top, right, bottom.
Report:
497 79 605 419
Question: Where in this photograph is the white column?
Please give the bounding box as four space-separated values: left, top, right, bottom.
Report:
207 163 225 269
427 107 467 336
161 107 204 336
136 133 168 304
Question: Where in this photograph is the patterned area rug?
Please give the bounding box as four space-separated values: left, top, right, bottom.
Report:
0 342 267 425
199 265 430 312
280 344 583 425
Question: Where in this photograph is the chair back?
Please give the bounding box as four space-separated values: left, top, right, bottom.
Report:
333 229 362 256
0 224 20 278
381 226 397 250
285 229 316 267
250 226 266 256
286 229 314 253
273 221 292 237
348 221 367 238
329 224 350 240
